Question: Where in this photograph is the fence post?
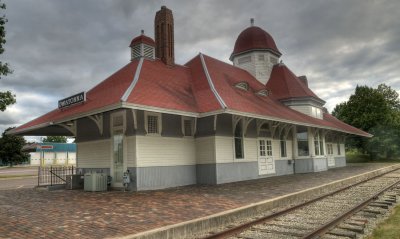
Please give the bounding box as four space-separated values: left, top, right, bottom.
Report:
50 166 53 186
37 166 40 186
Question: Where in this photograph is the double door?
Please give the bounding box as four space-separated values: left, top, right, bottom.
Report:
327 143 335 167
258 138 275 175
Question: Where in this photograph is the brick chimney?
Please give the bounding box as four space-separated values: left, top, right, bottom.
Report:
154 6 174 66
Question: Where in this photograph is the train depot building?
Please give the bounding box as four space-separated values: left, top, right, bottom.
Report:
11 6 370 191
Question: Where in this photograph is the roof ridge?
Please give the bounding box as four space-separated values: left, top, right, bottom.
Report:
120 57 144 102
199 53 227 109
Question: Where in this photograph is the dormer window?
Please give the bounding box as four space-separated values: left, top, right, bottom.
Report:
235 82 249 91
256 89 269 96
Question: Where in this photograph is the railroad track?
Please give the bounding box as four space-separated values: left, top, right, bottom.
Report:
202 169 400 239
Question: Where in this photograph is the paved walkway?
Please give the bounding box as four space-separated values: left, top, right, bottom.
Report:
0 163 397 239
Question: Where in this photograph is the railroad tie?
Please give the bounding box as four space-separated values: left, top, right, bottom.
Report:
337 223 364 233
328 228 356 239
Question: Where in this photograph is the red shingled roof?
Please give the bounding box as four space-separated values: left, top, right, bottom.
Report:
130 34 155 47
12 53 370 137
15 61 140 132
127 59 198 112
231 26 281 59
266 63 324 102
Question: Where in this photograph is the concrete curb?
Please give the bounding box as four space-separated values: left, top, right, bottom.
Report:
115 164 400 239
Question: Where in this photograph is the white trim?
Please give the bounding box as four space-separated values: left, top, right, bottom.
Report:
199 53 227 109
225 109 371 137
181 116 195 137
144 111 162 136
121 57 144 102
131 109 138 130
58 120 77 136
122 102 199 117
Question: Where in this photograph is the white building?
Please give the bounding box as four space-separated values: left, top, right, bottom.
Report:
10 6 370 190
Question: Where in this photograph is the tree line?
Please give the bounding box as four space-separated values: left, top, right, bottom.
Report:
333 84 400 160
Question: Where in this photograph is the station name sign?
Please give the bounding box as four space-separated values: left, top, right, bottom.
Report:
58 92 86 109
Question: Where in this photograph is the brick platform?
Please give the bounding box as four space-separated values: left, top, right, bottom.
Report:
0 163 397 239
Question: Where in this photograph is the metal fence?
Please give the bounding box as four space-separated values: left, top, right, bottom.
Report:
38 166 76 186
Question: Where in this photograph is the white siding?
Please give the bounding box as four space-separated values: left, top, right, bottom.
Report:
126 136 136 167
286 140 293 160
196 136 215 164
272 140 280 159
233 51 277 85
215 136 234 163
136 136 195 167
290 105 311 116
77 139 111 168
215 136 257 163
244 138 257 162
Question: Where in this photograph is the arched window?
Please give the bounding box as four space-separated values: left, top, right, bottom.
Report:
234 120 244 159
258 123 272 138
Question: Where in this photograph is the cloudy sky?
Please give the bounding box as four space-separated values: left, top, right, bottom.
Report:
1 0 399 140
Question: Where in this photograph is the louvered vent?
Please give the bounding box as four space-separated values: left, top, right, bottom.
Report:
131 45 141 60
144 45 154 59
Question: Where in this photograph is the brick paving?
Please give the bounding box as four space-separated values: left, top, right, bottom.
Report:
0 163 397 239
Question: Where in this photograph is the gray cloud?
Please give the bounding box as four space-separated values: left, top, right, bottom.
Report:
0 0 399 135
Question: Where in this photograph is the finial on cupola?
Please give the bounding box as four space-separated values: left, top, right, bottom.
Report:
250 18 254 26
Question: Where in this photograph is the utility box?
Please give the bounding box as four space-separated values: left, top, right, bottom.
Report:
84 172 107 192
66 174 84 189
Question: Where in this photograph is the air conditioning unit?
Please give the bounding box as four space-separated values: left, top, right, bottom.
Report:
84 172 108 192
66 174 84 189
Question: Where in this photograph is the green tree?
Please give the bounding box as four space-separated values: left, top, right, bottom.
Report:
0 128 28 166
332 84 400 159
0 1 15 111
42 136 68 143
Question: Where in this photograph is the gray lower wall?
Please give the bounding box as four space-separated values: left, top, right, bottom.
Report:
133 165 197 191
334 157 346 167
196 164 217 184
276 160 295 176
294 158 313 173
313 157 328 172
295 158 328 173
197 160 294 185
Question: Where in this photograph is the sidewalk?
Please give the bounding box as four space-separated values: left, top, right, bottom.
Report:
0 163 397 239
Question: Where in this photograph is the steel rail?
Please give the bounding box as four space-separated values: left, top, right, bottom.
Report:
203 168 400 239
302 177 400 239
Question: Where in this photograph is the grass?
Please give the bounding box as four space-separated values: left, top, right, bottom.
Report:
368 205 400 239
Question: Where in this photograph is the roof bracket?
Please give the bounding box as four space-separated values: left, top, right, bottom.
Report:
58 120 77 136
88 114 103 135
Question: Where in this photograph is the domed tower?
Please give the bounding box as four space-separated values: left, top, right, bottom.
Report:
230 19 281 85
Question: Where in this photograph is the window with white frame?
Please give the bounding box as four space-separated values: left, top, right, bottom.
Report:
297 126 309 156
266 140 272 156
314 131 324 156
337 143 341 155
234 120 244 159
145 112 161 135
280 135 287 158
327 143 333 155
259 140 266 156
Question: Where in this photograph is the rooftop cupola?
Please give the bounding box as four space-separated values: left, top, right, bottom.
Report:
231 19 281 85
130 30 155 60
